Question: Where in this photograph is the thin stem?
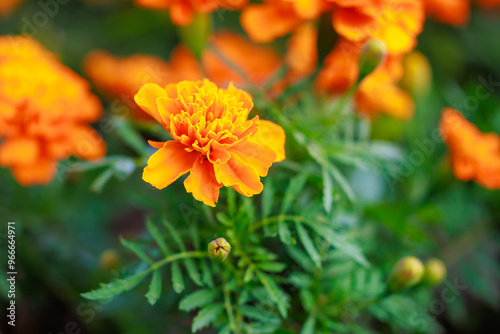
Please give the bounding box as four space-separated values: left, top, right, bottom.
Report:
249 215 310 233
148 251 208 272
223 283 238 332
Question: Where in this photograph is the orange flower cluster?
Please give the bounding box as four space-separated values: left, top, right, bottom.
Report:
424 0 500 26
440 108 500 189
85 30 316 120
134 79 285 206
0 36 105 185
135 0 248 25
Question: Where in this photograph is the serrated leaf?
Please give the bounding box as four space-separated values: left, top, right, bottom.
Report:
256 271 289 318
295 223 321 269
171 262 185 294
322 167 334 214
120 237 154 265
244 266 255 282
191 303 225 332
146 219 170 256
301 313 316 334
81 270 149 300
256 262 287 273
286 246 315 273
184 258 204 286
237 305 280 325
179 288 219 312
201 260 214 288
307 223 369 267
278 220 293 245
262 178 275 219
326 163 356 204
162 219 185 251
145 270 162 305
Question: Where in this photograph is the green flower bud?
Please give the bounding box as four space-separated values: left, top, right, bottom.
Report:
208 237 231 262
387 256 424 292
422 258 446 286
99 249 122 271
358 39 387 81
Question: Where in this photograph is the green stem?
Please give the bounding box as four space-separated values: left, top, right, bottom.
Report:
148 251 208 272
223 283 238 332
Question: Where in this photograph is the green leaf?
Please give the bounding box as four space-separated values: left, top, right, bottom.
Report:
171 262 185 294
237 305 280 325
145 270 162 305
201 260 214 288
295 223 321 269
146 219 170 256
113 117 149 156
301 313 316 334
90 168 114 193
307 223 369 267
325 163 356 204
179 288 219 312
256 262 287 273
278 220 293 245
262 178 275 219
191 303 225 333
322 167 334 214
281 172 309 214
243 266 255 283
286 246 315 273
184 258 204 286
162 219 185 251
256 271 289 318
81 271 149 300
120 237 154 265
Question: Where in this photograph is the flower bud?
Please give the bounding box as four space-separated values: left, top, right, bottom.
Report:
99 249 122 271
208 237 231 262
401 51 432 96
358 39 387 81
422 258 446 286
387 256 424 292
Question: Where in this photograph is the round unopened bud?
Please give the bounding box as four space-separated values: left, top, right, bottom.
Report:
401 51 432 96
208 237 231 262
387 256 424 292
358 39 387 81
422 258 446 286
99 249 122 271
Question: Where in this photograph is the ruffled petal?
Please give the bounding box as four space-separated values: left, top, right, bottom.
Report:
249 120 286 162
228 140 276 177
184 157 222 207
214 154 263 196
135 83 169 125
143 141 199 189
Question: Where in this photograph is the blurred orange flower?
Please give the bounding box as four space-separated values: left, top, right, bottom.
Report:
316 39 414 120
84 46 203 121
240 0 327 43
423 0 469 25
0 0 22 15
440 108 500 189
331 0 424 54
135 0 248 26
0 36 105 185
134 79 285 206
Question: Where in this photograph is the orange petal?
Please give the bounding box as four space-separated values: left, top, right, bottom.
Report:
69 125 106 160
0 137 40 166
333 7 375 42
135 83 169 125
148 140 165 149
286 22 318 84
228 140 277 177
184 157 222 207
143 141 199 189
12 159 57 186
214 154 263 197
249 120 286 162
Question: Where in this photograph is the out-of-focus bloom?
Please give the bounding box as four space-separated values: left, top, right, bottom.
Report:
331 0 424 55
135 0 248 26
423 258 446 285
0 0 22 15
439 108 500 189
201 31 282 89
0 36 105 185
387 256 424 291
424 0 469 25
316 39 414 120
208 237 231 262
400 51 432 96
84 46 204 121
135 79 285 207
476 0 500 8
99 249 122 271
284 22 318 84
240 0 327 43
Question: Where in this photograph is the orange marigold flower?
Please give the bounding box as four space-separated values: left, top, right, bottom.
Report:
476 0 500 8
440 108 500 189
0 36 105 185
316 39 414 120
135 0 248 26
424 0 469 25
134 79 285 207
240 0 328 43
285 22 318 84
201 31 282 89
331 0 424 54
84 46 204 121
